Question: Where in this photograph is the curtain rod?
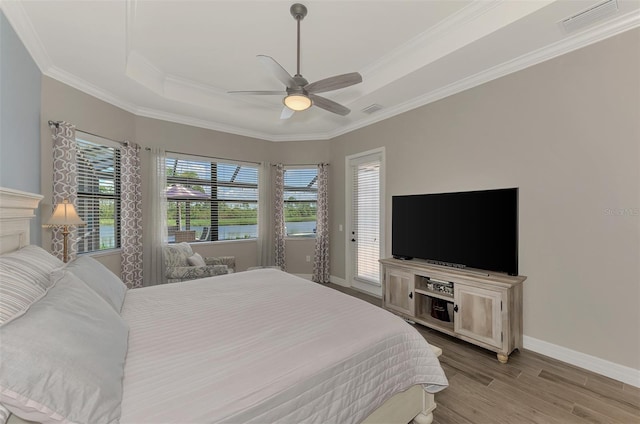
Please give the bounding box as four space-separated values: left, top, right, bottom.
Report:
48 121 129 146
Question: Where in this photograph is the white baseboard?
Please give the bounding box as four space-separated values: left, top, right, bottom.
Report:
523 336 640 388
329 275 349 287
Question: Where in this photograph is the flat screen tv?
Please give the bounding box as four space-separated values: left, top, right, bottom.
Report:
392 188 518 275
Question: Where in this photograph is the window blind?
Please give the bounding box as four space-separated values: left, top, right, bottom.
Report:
283 167 318 238
165 155 259 241
76 137 121 253
352 160 380 284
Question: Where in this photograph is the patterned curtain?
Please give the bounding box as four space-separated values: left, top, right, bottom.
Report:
120 142 143 288
51 122 79 261
312 163 330 283
143 147 168 285
274 163 286 271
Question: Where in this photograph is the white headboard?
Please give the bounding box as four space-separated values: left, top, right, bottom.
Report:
0 187 43 255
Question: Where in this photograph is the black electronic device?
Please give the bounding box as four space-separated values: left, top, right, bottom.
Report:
392 188 518 275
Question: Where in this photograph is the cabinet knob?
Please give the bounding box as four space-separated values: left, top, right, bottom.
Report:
454 305 459 313
409 292 413 299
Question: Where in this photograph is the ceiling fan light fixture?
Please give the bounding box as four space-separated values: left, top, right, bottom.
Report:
284 94 312 111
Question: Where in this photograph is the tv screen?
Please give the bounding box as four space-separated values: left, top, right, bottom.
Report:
392 188 518 275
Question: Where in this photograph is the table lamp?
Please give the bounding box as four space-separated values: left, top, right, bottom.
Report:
46 199 85 263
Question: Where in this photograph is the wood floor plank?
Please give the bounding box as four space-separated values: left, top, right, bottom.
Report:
533 371 639 422
431 403 475 424
488 378 586 424
623 384 640 396
436 374 515 424
438 354 494 387
585 379 640 410
571 404 619 424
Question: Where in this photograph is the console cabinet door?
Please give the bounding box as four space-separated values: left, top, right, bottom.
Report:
454 284 503 349
384 268 414 316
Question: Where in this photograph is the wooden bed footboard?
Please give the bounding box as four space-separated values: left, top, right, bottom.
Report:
362 345 442 424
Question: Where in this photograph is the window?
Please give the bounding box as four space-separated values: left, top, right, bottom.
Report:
284 167 318 238
76 133 121 253
166 155 259 242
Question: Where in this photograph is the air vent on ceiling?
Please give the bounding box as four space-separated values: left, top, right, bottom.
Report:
560 0 618 33
361 104 383 115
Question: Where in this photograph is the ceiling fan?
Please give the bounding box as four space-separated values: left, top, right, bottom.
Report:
228 3 363 120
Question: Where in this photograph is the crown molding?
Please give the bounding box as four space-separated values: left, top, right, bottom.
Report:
47 66 141 116
326 8 640 141
361 0 503 77
0 0 52 72
132 106 332 142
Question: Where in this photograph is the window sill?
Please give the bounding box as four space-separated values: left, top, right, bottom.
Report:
184 239 257 245
79 248 121 258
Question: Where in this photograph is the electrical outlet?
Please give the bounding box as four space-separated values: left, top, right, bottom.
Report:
339 224 343 231
306 255 311 262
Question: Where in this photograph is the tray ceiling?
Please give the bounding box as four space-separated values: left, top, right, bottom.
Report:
2 0 639 141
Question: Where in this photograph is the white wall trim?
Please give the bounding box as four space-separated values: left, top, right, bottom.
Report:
329 275 348 287
523 335 640 388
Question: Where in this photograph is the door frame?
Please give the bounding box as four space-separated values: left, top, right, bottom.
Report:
345 147 386 297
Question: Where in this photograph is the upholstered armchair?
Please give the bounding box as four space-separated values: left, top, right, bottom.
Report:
163 242 235 283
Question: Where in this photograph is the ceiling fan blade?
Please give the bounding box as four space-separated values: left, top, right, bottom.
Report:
257 55 296 88
228 90 287 95
309 94 350 116
280 106 295 120
305 72 362 94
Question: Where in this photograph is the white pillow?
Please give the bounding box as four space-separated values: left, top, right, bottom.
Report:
187 252 206 267
0 404 9 424
65 256 128 312
0 245 64 325
0 270 128 424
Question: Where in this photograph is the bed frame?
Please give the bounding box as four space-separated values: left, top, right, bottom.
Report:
0 186 440 424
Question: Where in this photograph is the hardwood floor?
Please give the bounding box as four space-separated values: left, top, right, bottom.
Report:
326 283 640 424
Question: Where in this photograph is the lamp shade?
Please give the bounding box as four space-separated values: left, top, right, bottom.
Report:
46 199 85 226
283 94 312 111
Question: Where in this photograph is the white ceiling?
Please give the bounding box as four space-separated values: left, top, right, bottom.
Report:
3 0 639 141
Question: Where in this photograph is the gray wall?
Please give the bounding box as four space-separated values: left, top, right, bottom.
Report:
329 29 640 370
39 79 329 275
0 11 42 244
40 76 136 272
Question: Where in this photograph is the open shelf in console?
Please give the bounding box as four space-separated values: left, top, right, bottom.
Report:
415 293 454 332
413 275 455 331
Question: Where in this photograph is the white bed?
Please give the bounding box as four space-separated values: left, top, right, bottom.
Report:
0 187 447 424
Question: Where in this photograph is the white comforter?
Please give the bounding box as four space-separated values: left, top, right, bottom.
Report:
119 269 448 423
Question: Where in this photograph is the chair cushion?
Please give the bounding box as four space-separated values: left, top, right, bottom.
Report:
187 253 206 267
163 242 194 268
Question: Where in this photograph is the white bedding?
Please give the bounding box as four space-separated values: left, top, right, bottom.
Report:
119 269 448 424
